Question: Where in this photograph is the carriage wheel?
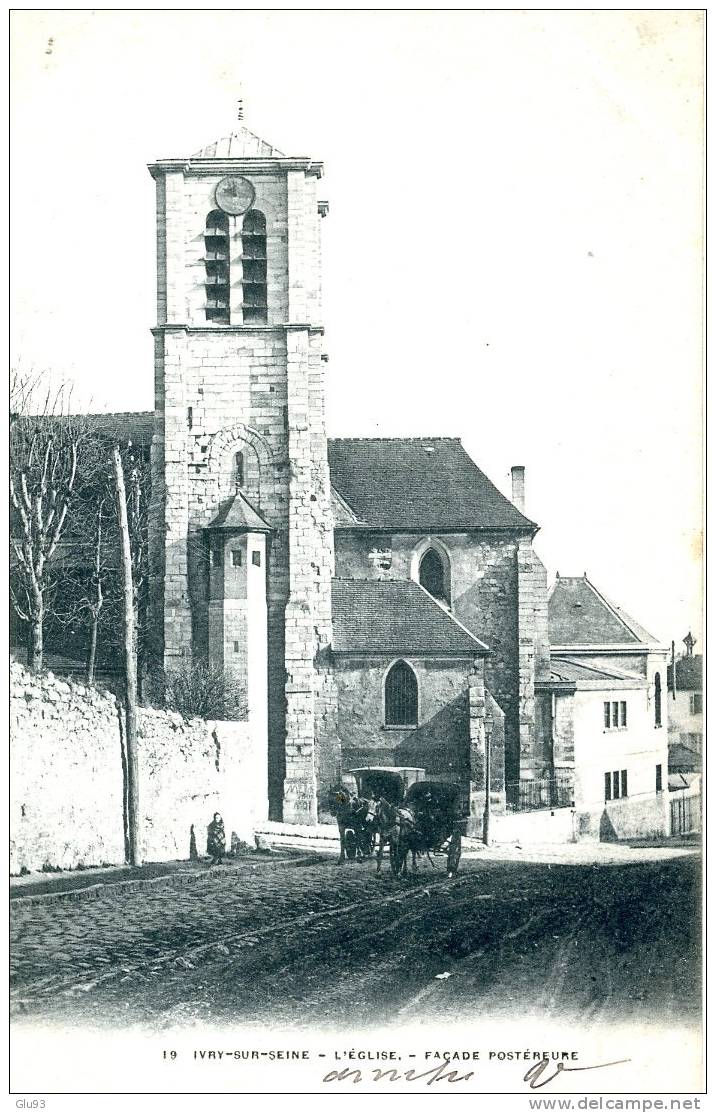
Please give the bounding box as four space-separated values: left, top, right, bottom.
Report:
389 832 407 878
344 829 357 861
446 831 462 876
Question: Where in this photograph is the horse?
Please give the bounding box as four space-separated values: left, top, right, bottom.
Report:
327 787 373 863
363 795 400 873
390 793 443 877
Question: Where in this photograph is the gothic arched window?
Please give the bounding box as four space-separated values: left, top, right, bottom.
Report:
385 660 418 727
654 672 662 728
241 209 267 323
204 210 230 323
419 547 449 603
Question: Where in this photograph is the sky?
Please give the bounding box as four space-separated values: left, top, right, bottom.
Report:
10 10 703 646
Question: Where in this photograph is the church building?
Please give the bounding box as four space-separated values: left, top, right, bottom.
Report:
143 126 607 833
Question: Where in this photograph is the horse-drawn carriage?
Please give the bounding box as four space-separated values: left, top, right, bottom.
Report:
388 780 465 878
332 767 466 877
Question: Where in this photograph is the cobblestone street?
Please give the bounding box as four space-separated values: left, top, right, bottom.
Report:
11 846 701 1033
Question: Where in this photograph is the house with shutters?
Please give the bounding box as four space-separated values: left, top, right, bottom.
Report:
542 574 670 838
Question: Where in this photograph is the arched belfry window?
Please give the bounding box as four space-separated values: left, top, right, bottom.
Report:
419 548 450 604
241 210 267 323
385 660 418 727
204 210 230 323
654 672 662 728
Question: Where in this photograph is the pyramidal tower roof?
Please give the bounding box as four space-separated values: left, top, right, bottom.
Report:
192 127 285 159
206 492 272 533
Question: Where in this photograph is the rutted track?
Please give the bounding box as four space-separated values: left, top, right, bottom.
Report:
11 854 702 1031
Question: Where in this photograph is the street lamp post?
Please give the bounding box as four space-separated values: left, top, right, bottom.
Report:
483 712 493 847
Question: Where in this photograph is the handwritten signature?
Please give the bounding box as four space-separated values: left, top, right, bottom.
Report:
523 1057 630 1090
323 1056 630 1090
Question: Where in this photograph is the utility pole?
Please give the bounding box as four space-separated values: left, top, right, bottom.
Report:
483 712 493 846
113 445 140 866
671 640 677 700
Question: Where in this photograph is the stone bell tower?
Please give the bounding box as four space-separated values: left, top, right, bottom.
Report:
148 126 337 824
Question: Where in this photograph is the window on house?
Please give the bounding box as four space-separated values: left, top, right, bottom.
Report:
233 640 240 654
235 451 245 489
385 660 418 727
607 769 628 800
231 549 242 567
656 764 663 793
654 672 662 728
690 693 703 715
419 548 449 604
241 210 267 323
604 701 627 729
209 542 223 568
204 210 231 323
251 550 261 567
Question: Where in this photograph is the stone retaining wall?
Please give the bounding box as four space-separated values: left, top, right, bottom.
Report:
10 661 257 873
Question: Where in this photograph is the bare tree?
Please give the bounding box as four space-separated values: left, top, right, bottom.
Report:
9 373 101 672
52 495 117 683
164 660 248 721
123 444 151 697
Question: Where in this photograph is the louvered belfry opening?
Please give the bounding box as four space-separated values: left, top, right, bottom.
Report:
241 209 267 322
204 210 231 322
419 548 448 603
385 660 418 727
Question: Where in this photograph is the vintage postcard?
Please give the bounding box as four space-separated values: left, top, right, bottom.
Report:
9 9 704 1104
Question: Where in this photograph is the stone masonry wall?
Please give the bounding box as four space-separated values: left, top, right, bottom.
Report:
11 663 125 873
334 657 472 783
150 155 334 824
333 655 505 833
10 662 257 873
333 530 542 788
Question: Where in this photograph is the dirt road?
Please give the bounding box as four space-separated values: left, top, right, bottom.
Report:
11 850 701 1032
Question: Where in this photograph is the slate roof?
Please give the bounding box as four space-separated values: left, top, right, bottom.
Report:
668 745 702 774
548 575 658 646
207 492 271 532
81 411 154 448
192 128 286 159
327 438 536 532
667 655 703 691
331 579 488 657
41 419 533 534
548 657 643 685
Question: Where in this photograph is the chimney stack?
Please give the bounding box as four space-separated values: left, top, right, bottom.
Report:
511 465 526 513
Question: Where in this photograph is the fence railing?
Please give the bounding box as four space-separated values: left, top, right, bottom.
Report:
506 776 575 812
670 792 701 836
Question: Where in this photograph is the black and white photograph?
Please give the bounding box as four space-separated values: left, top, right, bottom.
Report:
9 9 704 1100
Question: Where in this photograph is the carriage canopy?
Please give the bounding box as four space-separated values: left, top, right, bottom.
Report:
403 780 463 818
347 766 425 805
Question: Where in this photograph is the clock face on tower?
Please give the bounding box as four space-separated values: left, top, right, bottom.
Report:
214 176 255 216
